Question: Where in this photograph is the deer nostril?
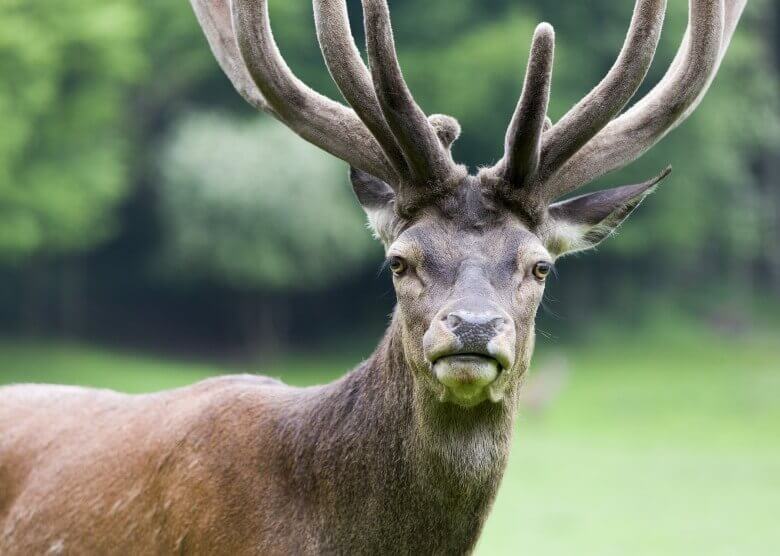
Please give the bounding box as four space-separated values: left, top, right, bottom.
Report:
446 314 463 329
444 311 509 332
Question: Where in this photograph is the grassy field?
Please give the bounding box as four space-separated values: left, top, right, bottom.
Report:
1 328 778 555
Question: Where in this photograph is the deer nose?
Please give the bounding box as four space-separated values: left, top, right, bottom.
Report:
423 303 516 379
443 310 509 349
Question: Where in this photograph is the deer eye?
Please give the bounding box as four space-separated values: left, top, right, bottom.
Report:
388 256 407 276
532 261 553 281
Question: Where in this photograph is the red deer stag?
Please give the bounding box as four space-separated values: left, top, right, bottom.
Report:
0 0 746 553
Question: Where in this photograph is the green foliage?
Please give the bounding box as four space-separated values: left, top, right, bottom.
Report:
156 112 377 290
603 0 780 262
403 12 543 166
1 0 777 305
0 0 146 262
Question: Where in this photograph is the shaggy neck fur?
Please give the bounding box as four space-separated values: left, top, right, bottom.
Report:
274 312 519 554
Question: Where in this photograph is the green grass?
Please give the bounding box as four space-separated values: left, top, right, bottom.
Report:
479 330 780 555
1 329 778 555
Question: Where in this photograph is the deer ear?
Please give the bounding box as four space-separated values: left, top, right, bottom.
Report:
542 167 671 256
350 168 399 245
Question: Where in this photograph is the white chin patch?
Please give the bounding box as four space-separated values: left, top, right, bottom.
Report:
433 355 500 406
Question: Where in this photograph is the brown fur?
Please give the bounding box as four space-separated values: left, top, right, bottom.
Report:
1 316 516 554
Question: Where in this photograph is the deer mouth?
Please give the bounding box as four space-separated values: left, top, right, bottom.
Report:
431 354 501 405
435 353 501 366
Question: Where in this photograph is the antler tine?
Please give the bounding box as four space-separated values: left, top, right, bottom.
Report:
543 0 744 202
498 23 555 208
190 0 269 111
229 0 397 185
313 0 409 179
538 0 667 186
429 114 461 151
362 0 459 188
660 0 745 123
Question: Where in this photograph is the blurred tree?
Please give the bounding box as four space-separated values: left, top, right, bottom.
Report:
157 112 375 290
0 0 777 349
0 0 145 262
156 112 379 350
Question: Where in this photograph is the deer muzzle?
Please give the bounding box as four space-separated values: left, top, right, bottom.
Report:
423 302 516 406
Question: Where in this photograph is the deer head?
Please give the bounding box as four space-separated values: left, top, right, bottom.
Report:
191 0 745 407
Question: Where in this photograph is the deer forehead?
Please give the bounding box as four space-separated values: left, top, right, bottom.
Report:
388 217 551 273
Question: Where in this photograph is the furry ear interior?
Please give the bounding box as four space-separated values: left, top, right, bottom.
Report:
350 168 399 246
541 167 672 256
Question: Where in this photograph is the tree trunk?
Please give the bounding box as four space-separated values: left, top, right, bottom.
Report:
237 291 290 361
59 258 85 339
22 259 48 337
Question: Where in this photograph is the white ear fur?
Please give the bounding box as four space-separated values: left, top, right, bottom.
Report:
364 205 400 247
540 167 671 257
349 167 402 246
538 220 602 257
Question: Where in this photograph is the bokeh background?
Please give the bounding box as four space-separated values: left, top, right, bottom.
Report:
1 0 778 553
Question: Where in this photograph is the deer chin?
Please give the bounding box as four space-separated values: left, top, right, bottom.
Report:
432 355 501 407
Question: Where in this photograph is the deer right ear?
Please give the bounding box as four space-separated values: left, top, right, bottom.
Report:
350 168 400 245
540 167 672 257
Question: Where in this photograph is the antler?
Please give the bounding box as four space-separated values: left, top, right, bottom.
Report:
190 0 463 209
544 0 746 200
230 0 405 185
313 0 409 179
190 0 269 112
492 0 746 210
192 0 745 217
497 23 555 209
361 0 458 188
538 0 667 186
192 0 396 184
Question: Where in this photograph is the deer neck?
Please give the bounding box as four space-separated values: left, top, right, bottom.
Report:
281 312 519 552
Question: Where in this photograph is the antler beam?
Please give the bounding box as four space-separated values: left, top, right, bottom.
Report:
190 0 269 111
362 0 457 188
192 0 464 208
541 0 744 202
193 0 395 184
538 0 667 185
313 0 409 179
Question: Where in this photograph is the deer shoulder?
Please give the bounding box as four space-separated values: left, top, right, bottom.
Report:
0 376 311 554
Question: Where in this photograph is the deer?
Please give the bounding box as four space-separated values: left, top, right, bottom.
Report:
0 0 746 553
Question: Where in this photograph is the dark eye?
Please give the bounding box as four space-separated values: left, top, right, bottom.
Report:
388 256 407 276
532 261 553 281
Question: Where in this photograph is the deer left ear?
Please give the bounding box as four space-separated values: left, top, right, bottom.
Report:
350 167 400 246
541 167 671 256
